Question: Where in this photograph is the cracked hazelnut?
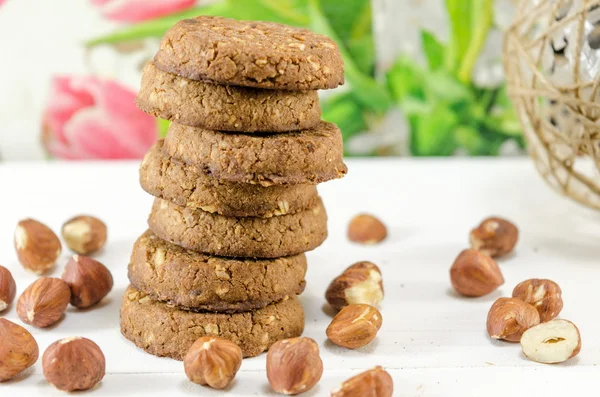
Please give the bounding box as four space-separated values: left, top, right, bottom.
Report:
267 337 323 395
14 218 62 274
327 304 382 349
184 336 242 389
17 277 71 328
61 215 107 255
42 337 105 391
470 216 518 257
0 318 39 382
487 297 540 342
331 366 393 397
450 249 504 297
0 265 16 312
326 261 384 310
512 279 563 322
62 255 113 309
520 319 581 364
347 214 387 245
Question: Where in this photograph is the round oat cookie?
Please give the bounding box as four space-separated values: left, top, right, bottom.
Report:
140 141 319 217
120 285 305 359
154 16 344 90
128 230 307 312
148 197 327 258
136 62 321 132
163 121 347 186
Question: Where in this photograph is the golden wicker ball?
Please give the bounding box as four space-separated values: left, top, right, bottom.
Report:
504 0 600 209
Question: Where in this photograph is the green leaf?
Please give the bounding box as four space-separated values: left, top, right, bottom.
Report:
455 123 519 155
348 2 372 42
346 31 375 76
401 97 432 116
457 0 493 83
321 91 368 142
493 85 512 108
385 56 425 103
157 118 171 138
321 0 375 75
320 0 369 43
308 0 392 114
454 125 487 155
421 30 444 71
86 0 310 47
424 70 473 103
444 0 473 73
222 0 309 25
411 103 459 156
254 0 309 25
481 86 522 136
86 3 233 47
483 114 522 137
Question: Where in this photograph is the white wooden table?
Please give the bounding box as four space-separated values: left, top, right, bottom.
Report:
1 159 598 396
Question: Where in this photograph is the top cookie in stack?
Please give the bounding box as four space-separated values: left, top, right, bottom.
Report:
138 16 344 132
122 16 346 360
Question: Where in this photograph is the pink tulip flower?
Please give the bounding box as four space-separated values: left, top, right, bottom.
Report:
91 0 197 22
42 76 157 160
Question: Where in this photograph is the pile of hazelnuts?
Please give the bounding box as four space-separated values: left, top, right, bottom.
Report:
450 217 581 365
0 216 111 391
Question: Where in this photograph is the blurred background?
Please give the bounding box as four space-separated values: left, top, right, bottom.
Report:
0 0 520 161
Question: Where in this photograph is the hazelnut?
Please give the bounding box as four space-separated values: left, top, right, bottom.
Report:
487 297 540 342
326 304 382 349
347 214 387 244
62 255 113 308
42 336 105 391
14 218 62 274
0 318 39 381
512 279 563 322
184 336 242 389
326 261 384 310
331 366 393 397
266 337 323 395
0 265 16 311
470 216 518 258
61 215 107 255
520 319 581 364
17 277 71 328
450 249 504 297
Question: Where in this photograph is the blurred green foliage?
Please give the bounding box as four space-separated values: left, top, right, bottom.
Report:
88 0 523 156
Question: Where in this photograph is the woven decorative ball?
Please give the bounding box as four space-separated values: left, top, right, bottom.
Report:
504 0 600 209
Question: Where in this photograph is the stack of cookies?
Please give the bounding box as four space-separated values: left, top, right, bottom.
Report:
120 16 346 360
